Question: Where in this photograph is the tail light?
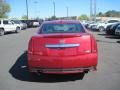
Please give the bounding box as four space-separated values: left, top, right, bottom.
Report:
28 38 33 54
91 35 97 53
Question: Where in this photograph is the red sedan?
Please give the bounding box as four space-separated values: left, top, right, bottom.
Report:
28 20 98 74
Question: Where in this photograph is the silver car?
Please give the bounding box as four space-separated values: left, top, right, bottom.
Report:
11 20 27 30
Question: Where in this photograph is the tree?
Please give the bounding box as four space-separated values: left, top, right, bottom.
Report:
35 17 41 20
105 10 120 17
51 16 56 20
21 15 28 20
0 1 11 18
78 14 88 20
97 12 103 17
97 10 120 17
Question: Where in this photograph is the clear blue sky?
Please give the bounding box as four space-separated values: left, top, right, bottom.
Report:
6 0 120 19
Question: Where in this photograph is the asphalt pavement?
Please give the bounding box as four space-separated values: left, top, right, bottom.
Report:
0 28 120 90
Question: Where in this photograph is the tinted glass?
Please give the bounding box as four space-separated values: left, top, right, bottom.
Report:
0 20 1 24
11 20 21 24
3 20 9 24
117 26 120 30
40 23 85 34
108 20 119 23
21 20 26 23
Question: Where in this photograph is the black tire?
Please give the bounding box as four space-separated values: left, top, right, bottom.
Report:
15 27 20 33
99 26 105 32
0 29 5 36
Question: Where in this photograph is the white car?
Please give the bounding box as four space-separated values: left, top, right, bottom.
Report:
32 21 40 27
93 20 119 31
115 25 120 36
87 21 96 29
0 19 20 36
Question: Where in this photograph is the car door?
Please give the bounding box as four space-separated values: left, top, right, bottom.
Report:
3 20 16 31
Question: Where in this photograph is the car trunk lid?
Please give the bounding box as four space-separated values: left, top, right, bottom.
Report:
32 33 91 56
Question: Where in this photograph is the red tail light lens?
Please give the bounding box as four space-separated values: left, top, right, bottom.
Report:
28 38 33 54
91 35 97 53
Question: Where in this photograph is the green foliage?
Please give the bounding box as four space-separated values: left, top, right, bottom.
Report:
97 10 120 17
0 1 11 18
21 15 28 20
51 16 56 20
97 12 103 17
35 17 42 20
78 14 88 20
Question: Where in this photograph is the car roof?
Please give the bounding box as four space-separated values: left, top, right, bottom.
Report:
43 20 80 24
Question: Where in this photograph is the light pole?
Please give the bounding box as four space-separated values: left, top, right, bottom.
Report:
94 0 96 21
53 1 55 17
34 1 39 19
26 0 29 20
90 0 93 21
66 7 68 18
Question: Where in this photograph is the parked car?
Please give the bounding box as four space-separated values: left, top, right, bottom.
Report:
87 21 96 29
28 20 98 75
105 24 113 34
0 19 20 36
21 20 40 28
19 20 27 29
11 20 27 30
90 21 102 31
115 25 120 36
81 20 89 28
20 20 31 28
32 20 40 27
93 20 119 31
106 22 120 35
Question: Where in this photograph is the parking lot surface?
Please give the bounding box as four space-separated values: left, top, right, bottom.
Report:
0 28 120 90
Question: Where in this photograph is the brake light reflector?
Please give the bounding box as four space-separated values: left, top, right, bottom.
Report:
28 38 33 54
91 35 97 53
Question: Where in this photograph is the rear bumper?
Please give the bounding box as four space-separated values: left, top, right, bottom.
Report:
28 53 98 74
29 67 96 74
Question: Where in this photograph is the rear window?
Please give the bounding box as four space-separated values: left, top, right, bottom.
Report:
40 23 85 34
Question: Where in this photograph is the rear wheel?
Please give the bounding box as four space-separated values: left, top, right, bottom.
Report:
0 29 5 36
15 27 20 33
99 26 105 32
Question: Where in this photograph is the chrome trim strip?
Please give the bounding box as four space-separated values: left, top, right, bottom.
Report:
45 44 80 48
30 67 95 73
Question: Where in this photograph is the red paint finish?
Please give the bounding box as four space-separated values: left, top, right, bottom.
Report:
28 20 98 74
